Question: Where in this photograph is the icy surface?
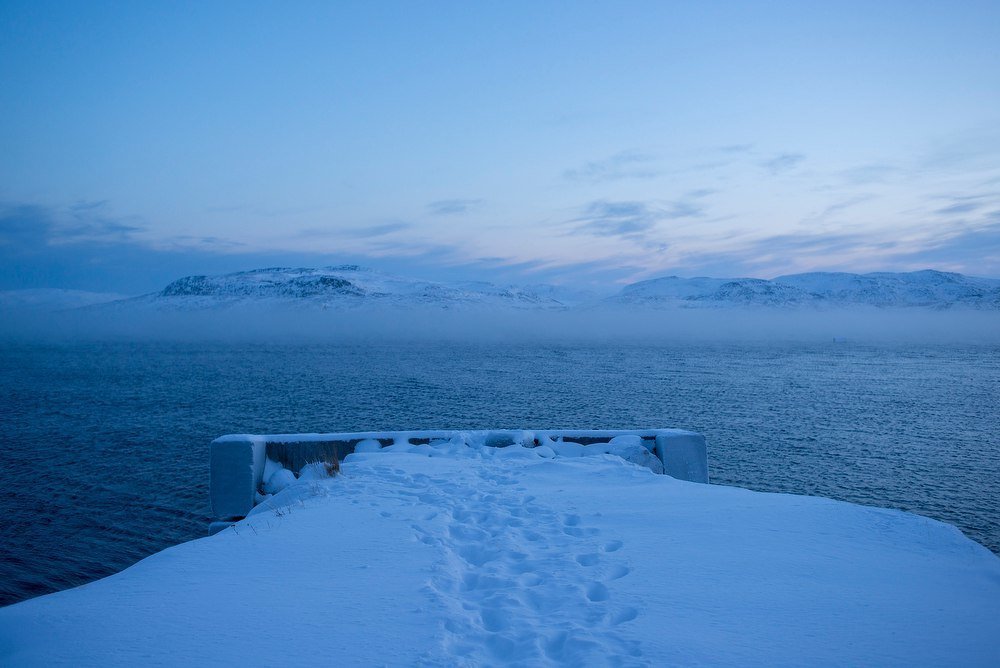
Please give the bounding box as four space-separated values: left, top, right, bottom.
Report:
2 444 998 666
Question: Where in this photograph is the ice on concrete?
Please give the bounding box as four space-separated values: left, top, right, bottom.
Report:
656 431 708 482
209 438 266 520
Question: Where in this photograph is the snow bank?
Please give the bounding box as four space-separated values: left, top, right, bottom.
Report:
210 429 708 523
2 446 998 666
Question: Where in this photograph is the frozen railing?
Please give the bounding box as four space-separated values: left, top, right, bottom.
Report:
209 428 708 527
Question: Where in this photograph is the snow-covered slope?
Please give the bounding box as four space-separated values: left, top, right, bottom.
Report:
105 266 567 311
612 269 1000 309
52 267 1000 314
775 269 1000 308
1 444 997 666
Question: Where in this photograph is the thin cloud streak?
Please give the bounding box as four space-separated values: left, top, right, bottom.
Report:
427 199 484 216
761 153 806 175
564 151 659 183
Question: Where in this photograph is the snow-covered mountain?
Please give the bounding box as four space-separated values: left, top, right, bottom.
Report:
111 265 567 311
67 266 1000 312
611 270 1000 309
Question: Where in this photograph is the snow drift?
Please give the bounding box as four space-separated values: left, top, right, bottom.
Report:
1 442 998 666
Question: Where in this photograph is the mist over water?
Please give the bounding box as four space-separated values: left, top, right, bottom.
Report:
3 302 1000 345
1 333 997 607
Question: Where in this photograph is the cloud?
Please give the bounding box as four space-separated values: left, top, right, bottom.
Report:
203 203 322 218
426 199 484 216
661 201 705 219
3 200 573 293
638 211 1000 279
0 201 386 292
920 126 1000 172
637 231 898 280
59 200 144 243
564 151 659 183
69 200 110 212
298 222 411 239
761 152 805 175
572 201 661 239
810 194 878 222
885 223 1000 276
718 143 754 154
0 200 144 247
166 235 247 251
935 202 982 215
569 198 705 244
350 222 411 237
0 204 50 247
839 163 901 185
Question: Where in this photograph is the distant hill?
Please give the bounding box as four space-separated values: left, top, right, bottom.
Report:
103 265 568 311
609 270 1000 309
33 267 1000 313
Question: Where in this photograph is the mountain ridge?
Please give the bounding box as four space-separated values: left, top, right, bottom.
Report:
6 267 1000 311
613 269 1000 310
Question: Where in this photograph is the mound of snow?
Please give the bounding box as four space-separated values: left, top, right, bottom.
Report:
606 435 664 474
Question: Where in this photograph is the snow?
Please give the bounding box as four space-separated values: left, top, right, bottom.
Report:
66 267 1000 314
209 430 707 523
209 437 266 519
609 269 1000 309
605 436 664 474
129 266 569 311
262 464 295 495
2 443 998 666
354 438 383 453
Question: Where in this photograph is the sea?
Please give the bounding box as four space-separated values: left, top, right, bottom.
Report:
1 340 998 607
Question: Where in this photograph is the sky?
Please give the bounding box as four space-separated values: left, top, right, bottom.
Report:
1 0 999 293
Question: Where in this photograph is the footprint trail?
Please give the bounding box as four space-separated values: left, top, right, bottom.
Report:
357 457 645 666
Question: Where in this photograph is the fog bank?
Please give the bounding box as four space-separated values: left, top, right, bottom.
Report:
2 303 998 345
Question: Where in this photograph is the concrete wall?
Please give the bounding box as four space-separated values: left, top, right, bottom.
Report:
210 428 708 524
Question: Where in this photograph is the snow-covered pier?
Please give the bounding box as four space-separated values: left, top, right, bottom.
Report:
3 428 999 665
210 428 708 529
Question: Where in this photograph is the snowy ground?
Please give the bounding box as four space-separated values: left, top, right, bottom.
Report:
2 443 999 666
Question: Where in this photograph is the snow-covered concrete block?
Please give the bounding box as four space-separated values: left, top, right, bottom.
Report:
655 431 709 483
210 438 266 519
207 521 234 536
209 429 709 523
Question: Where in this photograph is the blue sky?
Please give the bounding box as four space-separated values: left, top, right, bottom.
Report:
2 1 999 293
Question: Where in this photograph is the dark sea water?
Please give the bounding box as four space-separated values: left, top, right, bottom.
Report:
1 341 998 607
